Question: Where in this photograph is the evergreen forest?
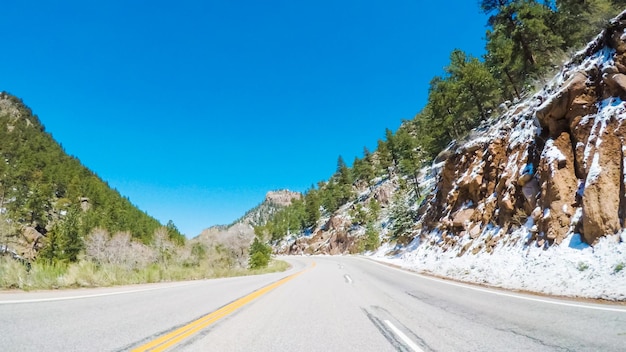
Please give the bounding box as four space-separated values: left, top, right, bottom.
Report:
0 92 184 262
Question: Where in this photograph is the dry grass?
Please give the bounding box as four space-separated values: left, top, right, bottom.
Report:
0 257 290 290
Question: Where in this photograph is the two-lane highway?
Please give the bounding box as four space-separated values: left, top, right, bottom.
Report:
1 256 625 351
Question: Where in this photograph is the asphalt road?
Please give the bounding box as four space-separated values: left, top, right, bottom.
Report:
1 256 625 351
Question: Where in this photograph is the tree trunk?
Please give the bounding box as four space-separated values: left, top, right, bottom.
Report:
504 68 521 99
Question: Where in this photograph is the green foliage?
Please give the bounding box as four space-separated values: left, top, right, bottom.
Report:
389 195 415 245
349 203 368 225
376 139 393 176
166 220 185 245
614 262 624 274
352 154 375 188
304 188 321 228
426 49 501 153
0 92 182 260
320 180 341 213
248 236 272 269
38 208 84 263
332 155 354 206
483 0 563 88
368 199 381 221
363 222 380 252
190 242 207 264
554 0 619 49
260 199 306 243
318 158 355 215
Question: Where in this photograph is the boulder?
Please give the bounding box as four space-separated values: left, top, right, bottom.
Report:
22 226 43 244
522 178 540 210
603 73 626 98
468 224 482 239
373 182 394 206
452 208 475 229
536 72 588 136
326 216 348 232
538 132 578 244
265 190 301 207
581 120 623 244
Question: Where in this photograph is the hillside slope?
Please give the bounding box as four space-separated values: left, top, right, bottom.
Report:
0 93 180 261
278 13 626 300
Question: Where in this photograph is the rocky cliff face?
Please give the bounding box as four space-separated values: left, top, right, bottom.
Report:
280 13 626 258
264 190 301 207
423 15 626 249
285 212 357 255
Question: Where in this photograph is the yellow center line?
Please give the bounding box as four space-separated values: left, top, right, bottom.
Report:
131 261 315 352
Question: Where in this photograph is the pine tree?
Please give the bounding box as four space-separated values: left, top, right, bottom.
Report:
368 198 381 222
376 139 393 176
450 50 500 122
165 220 184 245
389 195 414 245
304 188 321 228
482 0 564 89
248 235 271 269
336 156 352 186
320 180 340 214
57 208 83 262
554 0 619 48
385 128 401 168
334 156 353 205
394 128 424 198
363 222 380 251
349 203 368 225
485 29 523 100
353 150 375 188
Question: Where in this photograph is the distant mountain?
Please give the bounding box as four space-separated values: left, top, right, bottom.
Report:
193 190 300 266
231 190 301 228
0 92 181 261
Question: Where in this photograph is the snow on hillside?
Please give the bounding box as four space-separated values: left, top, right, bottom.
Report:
278 14 626 301
371 230 626 301
366 18 626 301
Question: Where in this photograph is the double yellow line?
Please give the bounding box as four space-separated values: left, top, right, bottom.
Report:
132 262 315 352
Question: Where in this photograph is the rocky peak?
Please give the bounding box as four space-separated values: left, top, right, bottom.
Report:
265 190 301 207
0 92 37 129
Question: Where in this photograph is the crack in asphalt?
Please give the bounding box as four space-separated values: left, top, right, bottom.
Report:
362 306 432 352
496 327 574 352
405 290 582 351
362 307 411 352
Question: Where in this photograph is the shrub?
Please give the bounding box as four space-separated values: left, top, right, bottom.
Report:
364 222 380 252
248 236 271 269
614 262 624 274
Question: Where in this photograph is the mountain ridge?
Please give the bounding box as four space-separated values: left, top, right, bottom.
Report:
0 92 182 261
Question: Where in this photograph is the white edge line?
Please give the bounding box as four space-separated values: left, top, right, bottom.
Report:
384 320 423 352
360 257 626 313
0 281 199 305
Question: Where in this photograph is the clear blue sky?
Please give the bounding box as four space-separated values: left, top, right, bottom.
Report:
0 1 487 237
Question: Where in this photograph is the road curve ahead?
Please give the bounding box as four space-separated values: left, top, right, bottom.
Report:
1 256 625 351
